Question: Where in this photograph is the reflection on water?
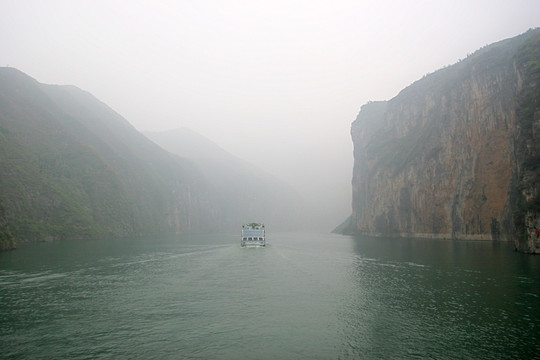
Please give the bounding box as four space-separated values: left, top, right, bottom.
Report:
1 234 539 359
339 236 540 359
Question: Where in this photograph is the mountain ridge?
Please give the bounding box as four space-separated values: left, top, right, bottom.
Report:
0 67 310 250
0 68 207 247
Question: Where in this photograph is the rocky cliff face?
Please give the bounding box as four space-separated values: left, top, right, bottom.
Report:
348 29 540 253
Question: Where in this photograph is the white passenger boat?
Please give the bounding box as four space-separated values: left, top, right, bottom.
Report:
241 223 265 247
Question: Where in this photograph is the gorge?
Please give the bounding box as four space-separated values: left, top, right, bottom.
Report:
1 29 540 254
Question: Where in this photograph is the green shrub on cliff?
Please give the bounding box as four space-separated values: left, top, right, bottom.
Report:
0 200 16 250
514 31 540 244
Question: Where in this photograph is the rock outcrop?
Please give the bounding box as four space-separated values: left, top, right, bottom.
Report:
346 29 540 253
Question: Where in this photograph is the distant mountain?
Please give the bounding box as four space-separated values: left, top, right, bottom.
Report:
145 128 310 232
0 67 218 248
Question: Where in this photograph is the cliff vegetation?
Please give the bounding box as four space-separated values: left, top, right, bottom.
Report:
513 32 540 252
0 200 16 250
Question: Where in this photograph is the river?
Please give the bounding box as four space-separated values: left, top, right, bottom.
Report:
1 233 539 359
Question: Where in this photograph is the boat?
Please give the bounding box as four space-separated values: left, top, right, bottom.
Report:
241 223 265 247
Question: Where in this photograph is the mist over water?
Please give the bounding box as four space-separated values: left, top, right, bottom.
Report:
1 234 538 359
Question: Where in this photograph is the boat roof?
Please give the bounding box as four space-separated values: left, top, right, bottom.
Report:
243 222 264 228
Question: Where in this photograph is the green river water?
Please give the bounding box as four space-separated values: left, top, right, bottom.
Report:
1 233 539 359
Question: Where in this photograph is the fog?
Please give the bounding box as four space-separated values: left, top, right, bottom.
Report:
1 0 539 230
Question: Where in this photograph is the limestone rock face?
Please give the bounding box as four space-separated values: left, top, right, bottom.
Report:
349 29 540 252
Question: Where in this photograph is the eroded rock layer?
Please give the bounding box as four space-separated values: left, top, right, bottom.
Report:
348 29 540 253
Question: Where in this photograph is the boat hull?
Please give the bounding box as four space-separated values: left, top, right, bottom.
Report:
241 240 266 247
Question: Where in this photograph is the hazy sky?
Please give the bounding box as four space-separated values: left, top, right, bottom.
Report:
1 0 539 228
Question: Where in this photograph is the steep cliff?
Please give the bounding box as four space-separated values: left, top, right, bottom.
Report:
347 29 540 253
